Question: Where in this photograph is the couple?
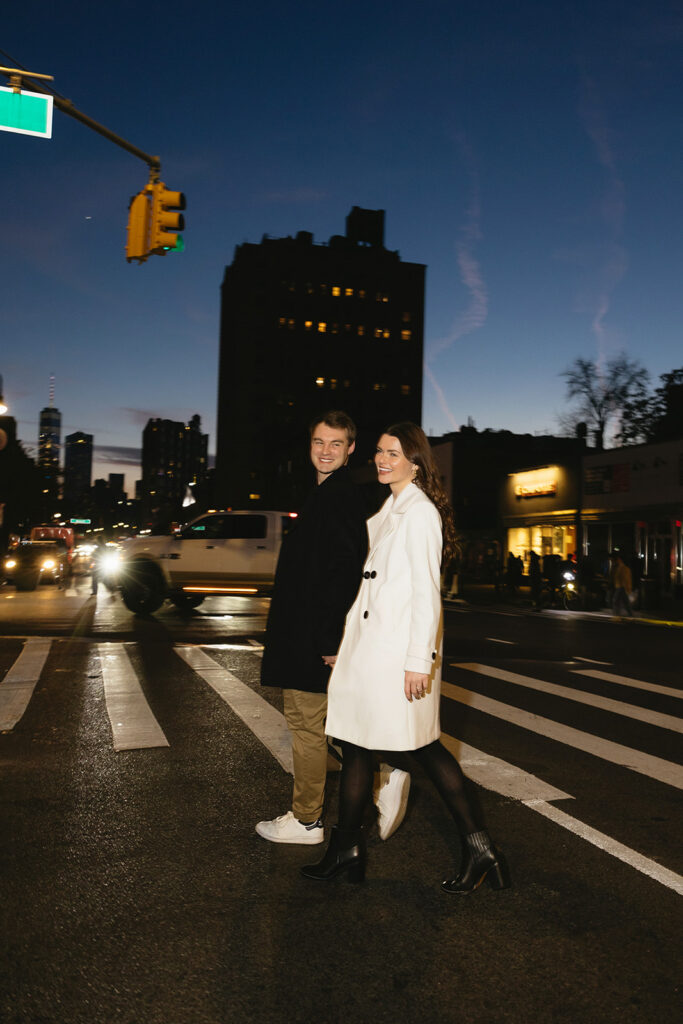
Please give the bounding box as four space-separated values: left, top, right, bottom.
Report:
258 411 509 893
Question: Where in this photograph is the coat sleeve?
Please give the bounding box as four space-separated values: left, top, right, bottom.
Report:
316 489 368 655
403 501 443 673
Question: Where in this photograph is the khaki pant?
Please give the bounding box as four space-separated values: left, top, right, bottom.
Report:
283 689 329 822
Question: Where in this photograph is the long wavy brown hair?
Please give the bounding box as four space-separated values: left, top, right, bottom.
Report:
384 422 458 567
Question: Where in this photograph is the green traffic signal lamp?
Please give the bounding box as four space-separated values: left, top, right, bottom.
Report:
150 182 186 253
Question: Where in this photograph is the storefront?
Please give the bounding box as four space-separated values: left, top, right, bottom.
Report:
582 439 683 593
501 463 580 571
500 440 683 594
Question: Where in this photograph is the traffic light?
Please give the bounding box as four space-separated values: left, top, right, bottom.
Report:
150 182 185 254
125 191 151 263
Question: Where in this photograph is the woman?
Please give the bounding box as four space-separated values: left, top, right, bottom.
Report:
301 422 509 894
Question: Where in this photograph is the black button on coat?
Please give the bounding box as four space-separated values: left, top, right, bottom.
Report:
260 466 368 693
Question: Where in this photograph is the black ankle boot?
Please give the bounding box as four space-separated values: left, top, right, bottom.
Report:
442 830 510 895
301 826 366 883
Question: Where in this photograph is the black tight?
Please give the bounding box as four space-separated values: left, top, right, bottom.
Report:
338 739 482 835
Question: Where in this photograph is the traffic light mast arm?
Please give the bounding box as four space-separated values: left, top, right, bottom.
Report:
0 67 161 175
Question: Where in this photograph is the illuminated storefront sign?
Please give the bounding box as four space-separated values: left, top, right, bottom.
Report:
513 468 558 498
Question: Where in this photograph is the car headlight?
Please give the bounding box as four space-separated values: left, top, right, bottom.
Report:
566 582 575 591
42 559 57 570
101 552 121 575
4 559 16 570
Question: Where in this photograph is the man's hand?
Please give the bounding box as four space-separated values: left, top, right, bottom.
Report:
322 655 337 666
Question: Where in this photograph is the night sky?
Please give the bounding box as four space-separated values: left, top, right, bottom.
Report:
2 0 682 494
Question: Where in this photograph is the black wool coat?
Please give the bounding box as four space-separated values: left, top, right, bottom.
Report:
260 466 368 693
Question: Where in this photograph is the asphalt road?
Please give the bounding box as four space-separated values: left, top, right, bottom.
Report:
0 579 681 1024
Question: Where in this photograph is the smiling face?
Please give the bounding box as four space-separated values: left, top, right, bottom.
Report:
310 422 355 483
374 434 416 494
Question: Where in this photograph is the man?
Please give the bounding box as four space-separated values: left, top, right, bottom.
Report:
610 551 634 618
257 410 410 844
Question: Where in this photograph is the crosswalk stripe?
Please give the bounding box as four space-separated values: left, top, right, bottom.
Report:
572 668 683 700
526 800 683 896
174 646 292 772
99 643 169 751
0 638 52 731
443 735 683 895
452 663 683 733
441 680 683 790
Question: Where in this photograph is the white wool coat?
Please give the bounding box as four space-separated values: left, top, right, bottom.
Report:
325 482 443 750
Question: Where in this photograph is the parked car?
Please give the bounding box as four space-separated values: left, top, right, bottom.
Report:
3 540 68 590
118 510 297 614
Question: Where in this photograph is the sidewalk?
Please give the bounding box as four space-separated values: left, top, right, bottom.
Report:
444 582 683 628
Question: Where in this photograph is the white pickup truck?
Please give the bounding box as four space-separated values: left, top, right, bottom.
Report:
118 510 296 614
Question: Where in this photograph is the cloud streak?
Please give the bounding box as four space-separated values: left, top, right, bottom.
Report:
424 136 488 430
578 72 629 363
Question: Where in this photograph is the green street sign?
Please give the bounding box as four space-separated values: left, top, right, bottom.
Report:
70 518 92 525
0 86 53 138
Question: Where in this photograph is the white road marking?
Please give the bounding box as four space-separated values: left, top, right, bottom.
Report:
574 656 612 666
573 668 683 701
441 734 683 895
525 800 683 896
0 639 52 730
99 643 169 752
175 646 291 772
453 663 683 733
247 638 264 656
485 637 516 645
440 735 571 802
441 680 683 790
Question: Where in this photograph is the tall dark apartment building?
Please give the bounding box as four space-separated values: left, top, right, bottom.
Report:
63 431 93 507
141 415 209 515
215 207 425 508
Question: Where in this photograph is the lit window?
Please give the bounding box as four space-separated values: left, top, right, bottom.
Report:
288 282 296 292
358 289 366 298
401 330 412 341
249 493 261 500
357 325 365 336
315 377 325 387
320 284 327 294
400 384 411 395
383 329 390 339
306 282 314 294
332 286 341 297
331 323 339 334
374 328 383 338
344 323 352 332
373 382 387 391
288 319 295 330
345 287 353 297
279 317 286 327
376 292 389 303
402 311 412 322
330 379 338 390
318 322 327 333
304 320 313 331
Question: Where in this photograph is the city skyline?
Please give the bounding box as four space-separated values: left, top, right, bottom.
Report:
3 1 682 495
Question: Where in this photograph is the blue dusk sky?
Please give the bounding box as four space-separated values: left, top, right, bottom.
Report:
2 0 682 494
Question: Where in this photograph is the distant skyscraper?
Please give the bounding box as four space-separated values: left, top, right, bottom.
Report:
38 376 61 503
63 431 93 507
215 207 425 508
141 415 208 512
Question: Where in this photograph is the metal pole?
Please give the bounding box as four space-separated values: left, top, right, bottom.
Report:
0 68 161 174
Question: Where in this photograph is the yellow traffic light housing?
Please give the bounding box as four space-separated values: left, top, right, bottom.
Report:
150 182 186 254
125 191 152 263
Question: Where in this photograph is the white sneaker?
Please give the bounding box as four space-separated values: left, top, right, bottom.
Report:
255 811 324 845
374 766 411 841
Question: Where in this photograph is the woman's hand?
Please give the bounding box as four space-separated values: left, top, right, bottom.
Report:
405 671 429 702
